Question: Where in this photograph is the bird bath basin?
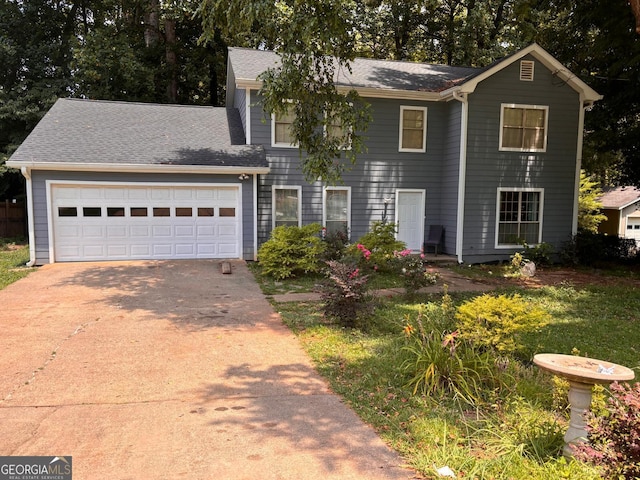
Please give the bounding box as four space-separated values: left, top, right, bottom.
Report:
533 353 635 458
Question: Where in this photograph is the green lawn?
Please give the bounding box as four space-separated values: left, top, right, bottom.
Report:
266 273 639 480
0 242 34 290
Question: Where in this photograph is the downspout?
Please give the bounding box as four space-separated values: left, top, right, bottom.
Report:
452 90 468 264
572 98 592 235
253 174 258 261
21 166 37 267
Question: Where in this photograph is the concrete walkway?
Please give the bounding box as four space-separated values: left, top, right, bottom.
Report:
0 260 416 480
270 266 495 303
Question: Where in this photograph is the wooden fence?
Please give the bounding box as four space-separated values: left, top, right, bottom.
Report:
0 200 26 238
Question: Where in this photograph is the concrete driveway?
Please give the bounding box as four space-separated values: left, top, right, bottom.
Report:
0 260 415 480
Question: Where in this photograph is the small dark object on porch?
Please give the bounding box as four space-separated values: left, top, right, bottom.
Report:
424 225 444 256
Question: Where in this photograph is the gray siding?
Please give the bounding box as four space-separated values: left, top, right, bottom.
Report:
462 54 581 263
234 88 247 140
30 170 255 264
441 101 463 255
250 90 456 251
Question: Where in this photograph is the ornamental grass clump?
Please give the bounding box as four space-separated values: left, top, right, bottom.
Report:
401 295 510 406
455 294 549 357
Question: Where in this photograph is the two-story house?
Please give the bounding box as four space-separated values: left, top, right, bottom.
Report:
7 43 601 265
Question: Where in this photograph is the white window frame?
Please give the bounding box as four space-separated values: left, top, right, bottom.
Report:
499 104 549 152
399 105 428 153
324 109 352 150
272 185 302 229
271 101 297 148
323 186 351 237
495 187 544 249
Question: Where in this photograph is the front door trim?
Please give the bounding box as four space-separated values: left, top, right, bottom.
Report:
395 189 426 252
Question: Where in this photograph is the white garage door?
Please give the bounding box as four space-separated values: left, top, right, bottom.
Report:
51 183 241 261
626 217 640 243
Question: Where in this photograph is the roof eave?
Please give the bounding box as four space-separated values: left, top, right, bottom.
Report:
235 77 444 101
6 161 270 176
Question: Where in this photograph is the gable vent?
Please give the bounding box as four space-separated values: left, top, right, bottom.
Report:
520 60 535 81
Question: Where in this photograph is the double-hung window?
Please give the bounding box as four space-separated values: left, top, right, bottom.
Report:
399 106 427 152
323 187 351 236
273 186 301 228
500 104 548 152
272 103 297 148
496 188 544 247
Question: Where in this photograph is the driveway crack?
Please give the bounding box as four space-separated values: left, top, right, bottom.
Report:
1 318 101 404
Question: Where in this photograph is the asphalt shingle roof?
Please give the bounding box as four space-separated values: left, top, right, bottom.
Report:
599 186 640 209
228 47 481 93
8 98 266 168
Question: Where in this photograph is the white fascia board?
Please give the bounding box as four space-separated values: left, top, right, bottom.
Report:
5 161 270 175
234 78 443 102
440 44 603 103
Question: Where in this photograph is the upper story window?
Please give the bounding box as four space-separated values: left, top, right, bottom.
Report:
399 106 427 153
325 111 352 150
273 186 301 228
495 188 543 247
500 104 548 152
271 104 297 148
323 187 351 237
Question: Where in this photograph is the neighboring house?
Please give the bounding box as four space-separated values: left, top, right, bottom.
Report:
598 186 640 242
8 43 601 265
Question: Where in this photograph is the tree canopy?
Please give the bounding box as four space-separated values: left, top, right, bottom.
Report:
2 0 640 195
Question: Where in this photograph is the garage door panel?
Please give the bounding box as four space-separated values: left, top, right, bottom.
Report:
82 225 104 237
152 225 173 237
131 245 151 256
130 226 151 237
175 225 195 237
57 225 81 237
106 245 127 257
52 184 240 261
107 226 127 238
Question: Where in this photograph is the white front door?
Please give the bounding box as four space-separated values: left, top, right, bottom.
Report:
396 189 425 252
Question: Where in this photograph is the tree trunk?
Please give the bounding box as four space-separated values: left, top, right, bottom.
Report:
631 0 640 34
165 17 178 103
144 0 160 47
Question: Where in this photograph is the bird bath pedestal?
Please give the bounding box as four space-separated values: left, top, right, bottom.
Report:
533 353 635 458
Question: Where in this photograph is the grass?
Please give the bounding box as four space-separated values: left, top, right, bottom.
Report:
267 277 639 479
0 240 34 290
248 261 404 295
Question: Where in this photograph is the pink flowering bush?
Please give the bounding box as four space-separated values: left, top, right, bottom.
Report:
393 250 437 296
348 221 406 272
320 260 371 327
573 381 640 479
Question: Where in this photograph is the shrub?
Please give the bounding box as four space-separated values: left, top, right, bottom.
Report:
257 224 326 280
561 231 637 266
521 241 554 266
320 229 349 262
392 250 438 295
348 221 406 271
320 260 371 327
455 294 549 356
573 382 640 479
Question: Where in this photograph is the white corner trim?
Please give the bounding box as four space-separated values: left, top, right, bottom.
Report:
573 96 587 235
245 89 252 145
452 91 468 264
20 167 36 266
253 174 258 261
